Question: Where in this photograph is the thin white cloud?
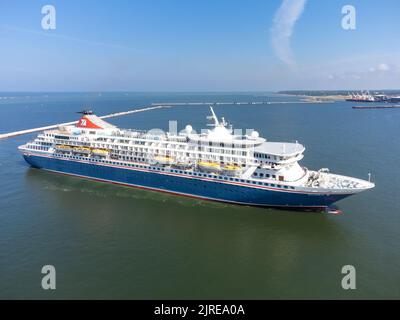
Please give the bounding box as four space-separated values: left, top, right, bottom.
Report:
271 0 307 67
325 62 398 83
0 24 139 52
376 63 390 72
368 63 390 74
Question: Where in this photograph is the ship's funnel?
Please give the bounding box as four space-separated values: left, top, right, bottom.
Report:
76 112 116 129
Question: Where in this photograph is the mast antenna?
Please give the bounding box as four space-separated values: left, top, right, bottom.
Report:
207 106 220 127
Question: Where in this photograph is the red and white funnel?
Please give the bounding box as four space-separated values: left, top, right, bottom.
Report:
76 111 116 130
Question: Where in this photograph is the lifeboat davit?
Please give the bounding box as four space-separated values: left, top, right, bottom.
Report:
198 161 222 173
154 155 175 165
55 144 73 153
73 146 91 155
92 148 109 157
222 164 242 176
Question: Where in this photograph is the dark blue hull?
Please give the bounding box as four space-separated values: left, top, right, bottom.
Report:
23 153 351 210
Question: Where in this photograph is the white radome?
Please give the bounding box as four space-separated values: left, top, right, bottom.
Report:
185 125 193 133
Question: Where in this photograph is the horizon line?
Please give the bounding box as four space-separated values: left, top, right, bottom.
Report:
1 89 400 93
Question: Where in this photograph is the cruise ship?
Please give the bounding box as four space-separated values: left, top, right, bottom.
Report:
18 108 374 211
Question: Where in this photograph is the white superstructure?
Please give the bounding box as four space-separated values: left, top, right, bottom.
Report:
20 108 374 196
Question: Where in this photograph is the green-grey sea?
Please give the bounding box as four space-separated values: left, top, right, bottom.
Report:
0 92 399 299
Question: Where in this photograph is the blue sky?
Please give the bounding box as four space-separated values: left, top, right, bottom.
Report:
0 0 399 91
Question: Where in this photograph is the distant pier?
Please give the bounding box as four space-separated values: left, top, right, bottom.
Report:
0 105 168 140
151 100 328 106
352 105 400 109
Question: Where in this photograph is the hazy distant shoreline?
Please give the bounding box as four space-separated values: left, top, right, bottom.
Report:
277 90 400 102
277 91 348 102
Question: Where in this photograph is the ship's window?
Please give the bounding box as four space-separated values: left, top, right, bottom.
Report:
260 173 264 177
266 174 270 178
271 184 275 187
258 182 262 185
272 175 276 178
284 186 288 189
291 186 295 189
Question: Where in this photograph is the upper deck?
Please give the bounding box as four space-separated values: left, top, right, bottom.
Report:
254 141 305 157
